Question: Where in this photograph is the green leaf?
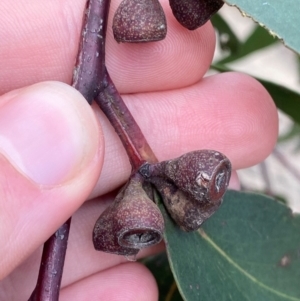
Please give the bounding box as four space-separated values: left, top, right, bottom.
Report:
254 80 300 125
143 252 184 301
278 123 300 151
211 64 300 125
211 13 240 55
162 190 300 301
217 25 278 64
223 0 300 55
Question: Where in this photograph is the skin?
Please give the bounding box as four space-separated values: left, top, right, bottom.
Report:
0 0 278 300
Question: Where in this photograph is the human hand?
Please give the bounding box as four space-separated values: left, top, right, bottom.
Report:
0 0 278 300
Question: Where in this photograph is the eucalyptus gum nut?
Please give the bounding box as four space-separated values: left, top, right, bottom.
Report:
169 0 224 30
154 180 222 231
93 174 164 255
140 150 231 203
112 0 167 43
139 150 231 231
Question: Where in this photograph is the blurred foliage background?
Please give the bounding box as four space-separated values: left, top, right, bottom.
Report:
212 5 300 213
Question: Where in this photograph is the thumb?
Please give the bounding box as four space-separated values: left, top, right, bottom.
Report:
0 81 104 279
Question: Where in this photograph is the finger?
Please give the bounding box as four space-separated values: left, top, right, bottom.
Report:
0 171 240 299
90 72 278 197
228 171 241 191
0 193 163 300
60 263 158 301
0 0 215 94
0 170 239 300
0 82 103 279
107 0 215 93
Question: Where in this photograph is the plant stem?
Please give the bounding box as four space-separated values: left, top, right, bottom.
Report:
28 219 71 301
72 0 110 103
29 0 112 300
96 72 158 170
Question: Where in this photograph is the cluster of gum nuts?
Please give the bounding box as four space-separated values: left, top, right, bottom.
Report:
92 0 229 258
93 151 231 258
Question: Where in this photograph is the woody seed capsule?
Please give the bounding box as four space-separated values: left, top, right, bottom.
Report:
93 174 164 255
113 0 167 43
139 150 231 231
169 0 224 30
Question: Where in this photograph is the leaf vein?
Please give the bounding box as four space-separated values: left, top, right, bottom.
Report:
198 229 300 301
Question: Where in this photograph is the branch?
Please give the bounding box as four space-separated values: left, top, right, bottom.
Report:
28 0 111 299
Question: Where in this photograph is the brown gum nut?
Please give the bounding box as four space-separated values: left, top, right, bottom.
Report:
169 0 224 30
93 174 164 255
154 180 223 231
147 150 231 204
113 0 167 43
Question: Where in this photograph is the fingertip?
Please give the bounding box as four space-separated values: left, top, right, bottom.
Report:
228 170 240 190
0 81 103 185
106 2 216 93
1 0 216 94
60 262 158 301
0 81 104 278
213 72 278 167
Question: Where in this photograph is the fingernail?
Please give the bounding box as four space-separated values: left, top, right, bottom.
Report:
0 82 98 185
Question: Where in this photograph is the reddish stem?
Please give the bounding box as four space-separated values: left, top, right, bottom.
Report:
28 219 71 301
28 0 112 300
72 0 110 103
96 72 158 170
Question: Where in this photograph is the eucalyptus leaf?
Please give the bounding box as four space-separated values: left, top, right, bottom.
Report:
143 252 184 301
161 190 300 301
211 13 240 54
297 55 300 79
278 123 300 152
223 0 300 55
250 80 300 125
216 24 278 64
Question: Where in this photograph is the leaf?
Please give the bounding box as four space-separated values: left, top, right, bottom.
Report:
297 55 300 79
216 24 278 64
278 123 300 152
143 252 184 301
161 190 300 301
223 0 300 55
253 80 300 125
211 64 300 125
211 13 240 54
